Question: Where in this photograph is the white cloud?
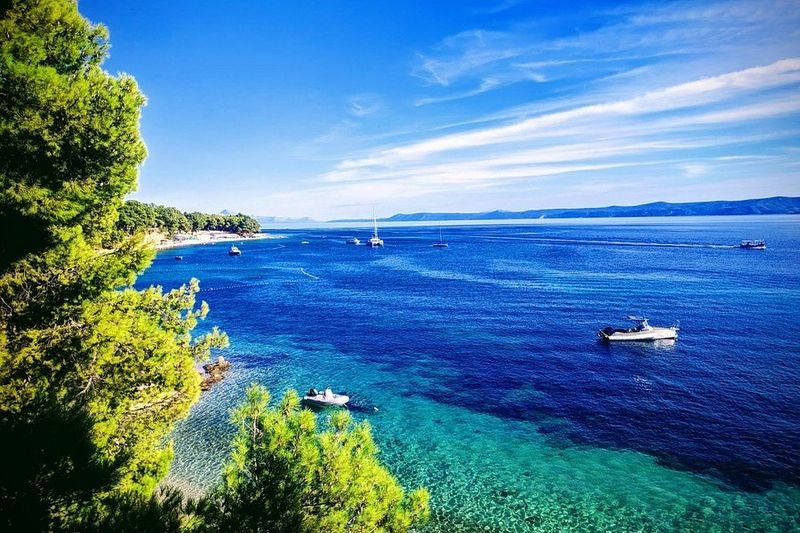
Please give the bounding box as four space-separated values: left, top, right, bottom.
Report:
343 59 800 169
682 163 709 177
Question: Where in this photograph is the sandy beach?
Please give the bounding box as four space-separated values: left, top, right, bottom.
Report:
153 230 284 250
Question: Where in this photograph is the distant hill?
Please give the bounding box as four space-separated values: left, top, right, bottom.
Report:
338 196 800 222
257 215 316 225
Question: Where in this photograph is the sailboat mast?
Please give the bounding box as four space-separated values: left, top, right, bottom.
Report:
373 210 378 238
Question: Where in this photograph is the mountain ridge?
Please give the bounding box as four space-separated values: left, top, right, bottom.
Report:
330 196 800 222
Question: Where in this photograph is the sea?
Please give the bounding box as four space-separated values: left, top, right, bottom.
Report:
136 215 800 532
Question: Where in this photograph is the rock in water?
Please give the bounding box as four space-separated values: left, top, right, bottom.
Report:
200 356 231 391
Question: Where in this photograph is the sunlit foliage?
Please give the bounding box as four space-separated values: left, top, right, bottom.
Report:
198 385 430 533
0 0 227 529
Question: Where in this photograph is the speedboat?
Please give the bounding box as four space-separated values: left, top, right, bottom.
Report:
739 239 766 250
174 255 184 260
598 316 679 342
302 388 349 407
346 237 361 245
301 240 310 245
228 245 242 256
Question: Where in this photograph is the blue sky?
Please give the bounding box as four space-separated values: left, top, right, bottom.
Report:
80 0 800 220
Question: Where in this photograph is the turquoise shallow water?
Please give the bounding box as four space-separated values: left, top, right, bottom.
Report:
138 217 800 531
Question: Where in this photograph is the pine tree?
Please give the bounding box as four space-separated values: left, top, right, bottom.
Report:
0 1 227 529
200 385 430 533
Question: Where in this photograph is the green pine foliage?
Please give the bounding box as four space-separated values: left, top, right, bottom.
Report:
0 1 428 531
198 385 430 533
0 0 228 529
116 200 261 238
0 0 146 268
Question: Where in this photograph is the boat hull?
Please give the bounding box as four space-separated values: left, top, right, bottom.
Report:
302 394 349 407
598 327 678 342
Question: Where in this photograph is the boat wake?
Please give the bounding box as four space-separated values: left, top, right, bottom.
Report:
490 236 737 249
300 268 320 280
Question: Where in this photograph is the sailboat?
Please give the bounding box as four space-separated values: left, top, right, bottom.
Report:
432 226 448 248
366 212 384 247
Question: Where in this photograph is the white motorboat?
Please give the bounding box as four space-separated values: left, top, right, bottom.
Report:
228 245 242 256
366 212 384 247
598 316 679 342
302 388 349 407
739 239 766 250
346 237 361 245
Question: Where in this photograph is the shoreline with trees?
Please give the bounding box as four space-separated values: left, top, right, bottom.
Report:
115 200 280 249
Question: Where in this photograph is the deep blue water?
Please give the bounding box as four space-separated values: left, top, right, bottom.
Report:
138 216 800 531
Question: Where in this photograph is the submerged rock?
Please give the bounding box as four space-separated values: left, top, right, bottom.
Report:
200 356 231 391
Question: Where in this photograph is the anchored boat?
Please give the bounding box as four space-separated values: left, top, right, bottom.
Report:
598 316 679 342
302 388 349 407
228 245 242 256
432 227 449 248
366 212 384 247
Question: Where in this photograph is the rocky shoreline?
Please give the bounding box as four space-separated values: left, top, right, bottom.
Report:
200 356 231 391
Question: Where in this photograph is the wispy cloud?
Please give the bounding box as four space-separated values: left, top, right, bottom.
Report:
414 78 504 106
254 2 800 219
411 30 525 87
682 163 709 177
264 56 800 219
348 93 382 117
343 59 800 169
411 1 800 105
471 0 528 16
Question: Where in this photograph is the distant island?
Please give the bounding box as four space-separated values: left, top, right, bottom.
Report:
333 196 800 223
257 215 316 225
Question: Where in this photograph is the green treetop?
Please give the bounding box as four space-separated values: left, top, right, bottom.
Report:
198 385 430 533
115 201 260 238
0 0 146 267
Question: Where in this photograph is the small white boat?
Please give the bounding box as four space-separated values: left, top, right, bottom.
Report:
432 227 448 248
302 388 349 407
598 316 679 342
301 240 310 245
228 245 242 256
739 239 766 250
346 237 361 245
366 213 384 247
